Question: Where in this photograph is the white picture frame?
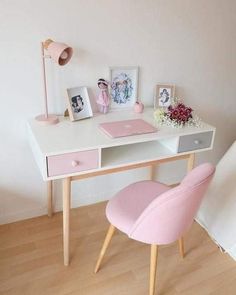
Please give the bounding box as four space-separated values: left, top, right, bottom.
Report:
66 86 93 121
109 66 139 110
154 84 175 109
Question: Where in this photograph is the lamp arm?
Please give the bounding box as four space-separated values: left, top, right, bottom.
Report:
41 42 49 118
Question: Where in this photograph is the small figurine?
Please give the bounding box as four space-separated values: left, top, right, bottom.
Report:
96 78 110 114
134 100 144 113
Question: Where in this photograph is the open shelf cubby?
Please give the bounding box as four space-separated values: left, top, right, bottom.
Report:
101 140 175 169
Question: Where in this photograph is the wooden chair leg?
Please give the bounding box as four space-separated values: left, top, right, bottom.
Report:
149 244 158 295
178 237 184 258
94 224 116 273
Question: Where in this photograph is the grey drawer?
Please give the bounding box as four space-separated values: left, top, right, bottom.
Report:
178 131 213 153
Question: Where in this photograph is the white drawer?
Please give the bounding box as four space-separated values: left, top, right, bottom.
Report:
47 149 99 177
178 131 213 153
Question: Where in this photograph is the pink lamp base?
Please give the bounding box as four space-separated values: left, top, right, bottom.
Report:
35 114 59 125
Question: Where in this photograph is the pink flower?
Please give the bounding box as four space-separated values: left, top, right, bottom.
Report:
177 103 185 109
164 101 193 125
181 115 188 122
172 109 179 118
186 107 193 115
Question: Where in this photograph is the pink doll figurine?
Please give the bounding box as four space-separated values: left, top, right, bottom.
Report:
96 78 110 114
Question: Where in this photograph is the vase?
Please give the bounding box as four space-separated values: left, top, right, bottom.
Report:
134 101 144 113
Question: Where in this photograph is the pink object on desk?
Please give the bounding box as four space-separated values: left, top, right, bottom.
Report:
99 119 157 138
134 101 144 113
35 39 73 125
96 78 110 114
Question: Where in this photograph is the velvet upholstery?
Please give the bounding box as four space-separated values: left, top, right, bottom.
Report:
106 163 215 245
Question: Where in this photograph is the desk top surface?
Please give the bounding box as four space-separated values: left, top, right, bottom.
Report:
28 108 215 156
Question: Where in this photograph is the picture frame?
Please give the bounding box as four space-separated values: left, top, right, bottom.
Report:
66 86 93 121
109 66 139 110
154 84 175 109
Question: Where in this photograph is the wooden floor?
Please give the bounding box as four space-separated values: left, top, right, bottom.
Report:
1 202 236 295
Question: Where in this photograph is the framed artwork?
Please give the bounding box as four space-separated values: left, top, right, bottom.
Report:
109 66 139 110
154 84 175 108
66 86 93 121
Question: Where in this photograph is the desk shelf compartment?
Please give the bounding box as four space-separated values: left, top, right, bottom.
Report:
101 140 175 169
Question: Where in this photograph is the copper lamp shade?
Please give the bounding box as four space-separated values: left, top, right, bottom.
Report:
35 39 73 125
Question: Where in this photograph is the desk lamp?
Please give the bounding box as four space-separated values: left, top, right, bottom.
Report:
36 39 73 124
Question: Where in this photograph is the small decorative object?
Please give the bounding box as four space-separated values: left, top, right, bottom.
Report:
134 100 144 113
96 78 110 114
36 39 73 125
64 109 69 117
154 84 175 109
66 86 93 121
110 66 138 110
154 98 201 128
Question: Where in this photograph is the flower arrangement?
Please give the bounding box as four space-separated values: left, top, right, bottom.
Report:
154 98 201 128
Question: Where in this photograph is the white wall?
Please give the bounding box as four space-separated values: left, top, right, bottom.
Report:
0 0 235 224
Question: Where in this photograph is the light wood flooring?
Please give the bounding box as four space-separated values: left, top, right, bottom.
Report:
1 201 236 295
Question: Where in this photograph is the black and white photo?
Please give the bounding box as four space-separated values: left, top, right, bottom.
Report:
154 84 175 108
67 86 93 121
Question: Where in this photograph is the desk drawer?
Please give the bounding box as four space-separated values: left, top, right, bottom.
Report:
47 149 99 177
178 131 213 153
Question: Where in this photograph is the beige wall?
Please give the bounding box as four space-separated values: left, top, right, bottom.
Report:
0 0 235 223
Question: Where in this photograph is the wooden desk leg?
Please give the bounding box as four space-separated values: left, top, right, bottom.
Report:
185 154 195 257
47 180 53 217
63 177 71 266
150 165 156 181
187 153 195 172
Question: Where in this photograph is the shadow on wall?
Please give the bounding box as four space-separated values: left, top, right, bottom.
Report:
52 168 151 210
0 188 47 225
175 86 235 165
200 108 235 164
87 88 98 113
197 141 236 255
208 172 236 222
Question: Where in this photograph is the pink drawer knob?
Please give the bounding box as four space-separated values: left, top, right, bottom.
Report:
71 160 79 167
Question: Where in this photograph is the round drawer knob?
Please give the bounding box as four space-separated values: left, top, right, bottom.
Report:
71 160 79 167
194 139 200 145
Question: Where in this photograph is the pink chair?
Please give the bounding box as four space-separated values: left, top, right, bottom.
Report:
94 163 215 295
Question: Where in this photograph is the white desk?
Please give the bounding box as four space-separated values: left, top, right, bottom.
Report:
28 108 215 265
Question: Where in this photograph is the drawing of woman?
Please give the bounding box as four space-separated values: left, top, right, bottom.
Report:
111 73 133 105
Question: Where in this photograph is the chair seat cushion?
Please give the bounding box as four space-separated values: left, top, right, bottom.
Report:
106 180 170 234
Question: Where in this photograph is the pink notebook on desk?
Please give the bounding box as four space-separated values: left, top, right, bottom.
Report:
99 119 157 138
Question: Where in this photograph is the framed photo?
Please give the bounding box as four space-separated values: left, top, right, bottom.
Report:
155 84 175 108
109 66 138 110
66 86 93 121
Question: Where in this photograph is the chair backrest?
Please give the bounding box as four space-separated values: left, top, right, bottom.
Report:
129 163 215 245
